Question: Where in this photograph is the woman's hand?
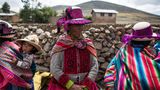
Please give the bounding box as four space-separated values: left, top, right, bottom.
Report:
0 53 17 64
12 57 17 64
26 83 32 89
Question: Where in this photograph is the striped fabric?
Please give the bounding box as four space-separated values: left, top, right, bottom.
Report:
0 41 29 89
104 44 160 90
51 34 97 57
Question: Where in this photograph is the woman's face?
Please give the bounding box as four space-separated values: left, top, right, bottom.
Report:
22 42 34 53
69 24 83 39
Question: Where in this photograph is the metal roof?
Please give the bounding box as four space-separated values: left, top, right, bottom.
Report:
92 9 118 14
0 13 16 16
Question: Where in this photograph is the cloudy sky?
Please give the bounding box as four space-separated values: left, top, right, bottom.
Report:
0 0 160 15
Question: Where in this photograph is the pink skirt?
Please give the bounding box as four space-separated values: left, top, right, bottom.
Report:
48 77 98 90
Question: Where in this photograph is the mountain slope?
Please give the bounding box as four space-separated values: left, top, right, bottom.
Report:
53 1 160 23
77 1 139 12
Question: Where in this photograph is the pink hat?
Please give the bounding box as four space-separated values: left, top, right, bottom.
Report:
122 22 160 43
0 20 15 38
56 6 91 32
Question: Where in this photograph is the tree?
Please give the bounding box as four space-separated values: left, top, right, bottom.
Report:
36 2 42 9
33 7 54 23
20 6 56 23
20 4 32 22
85 16 92 20
40 7 53 22
53 10 57 17
20 0 56 23
2 2 10 13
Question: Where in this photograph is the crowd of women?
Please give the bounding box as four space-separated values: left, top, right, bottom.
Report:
0 6 160 90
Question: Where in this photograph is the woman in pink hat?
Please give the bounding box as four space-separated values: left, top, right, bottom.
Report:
0 20 31 90
104 22 160 90
48 7 99 90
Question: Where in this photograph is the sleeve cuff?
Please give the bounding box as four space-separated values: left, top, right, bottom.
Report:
58 74 70 87
17 61 22 67
82 77 93 86
65 80 74 89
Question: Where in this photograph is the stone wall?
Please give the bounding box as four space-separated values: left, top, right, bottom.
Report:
12 23 160 88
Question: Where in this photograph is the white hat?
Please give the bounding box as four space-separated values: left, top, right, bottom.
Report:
16 34 42 51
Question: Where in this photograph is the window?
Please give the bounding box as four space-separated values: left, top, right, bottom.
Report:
108 13 113 17
100 13 105 17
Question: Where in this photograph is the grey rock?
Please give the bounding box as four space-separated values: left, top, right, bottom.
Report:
106 43 112 47
95 28 101 32
12 26 19 30
98 33 106 39
94 33 99 37
124 24 132 29
45 31 52 38
36 28 44 34
109 48 115 54
42 38 48 44
105 29 110 34
106 36 112 40
82 33 88 38
152 26 160 30
94 42 102 50
102 41 108 47
101 47 109 52
43 42 51 52
100 62 109 69
101 52 111 57
31 26 38 30
111 33 116 39
96 38 104 42
98 57 105 63
100 27 104 31
109 25 115 30
51 29 58 34
39 33 46 40
89 27 96 33
84 31 92 35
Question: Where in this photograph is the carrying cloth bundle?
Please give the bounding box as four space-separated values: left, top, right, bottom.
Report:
33 71 52 90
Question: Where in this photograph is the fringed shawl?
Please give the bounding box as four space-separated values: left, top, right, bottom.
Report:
51 34 97 57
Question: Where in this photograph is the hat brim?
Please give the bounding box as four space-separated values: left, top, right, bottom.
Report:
132 33 160 40
0 34 15 38
16 39 42 52
66 18 92 25
122 33 160 43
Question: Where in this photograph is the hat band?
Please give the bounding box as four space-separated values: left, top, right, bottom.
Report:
70 18 86 20
132 26 152 36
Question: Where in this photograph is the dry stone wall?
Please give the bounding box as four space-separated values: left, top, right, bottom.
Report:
12 23 160 87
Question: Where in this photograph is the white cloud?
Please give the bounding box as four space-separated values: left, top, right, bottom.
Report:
37 0 88 6
135 4 160 15
132 0 160 5
103 0 160 15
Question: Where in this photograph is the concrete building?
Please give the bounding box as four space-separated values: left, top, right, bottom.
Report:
0 13 20 23
91 9 118 24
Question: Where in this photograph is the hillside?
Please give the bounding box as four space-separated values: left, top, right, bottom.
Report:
53 1 160 24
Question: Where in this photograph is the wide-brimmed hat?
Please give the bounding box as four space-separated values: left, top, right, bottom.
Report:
122 22 160 43
0 20 15 38
16 34 42 52
56 6 92 32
